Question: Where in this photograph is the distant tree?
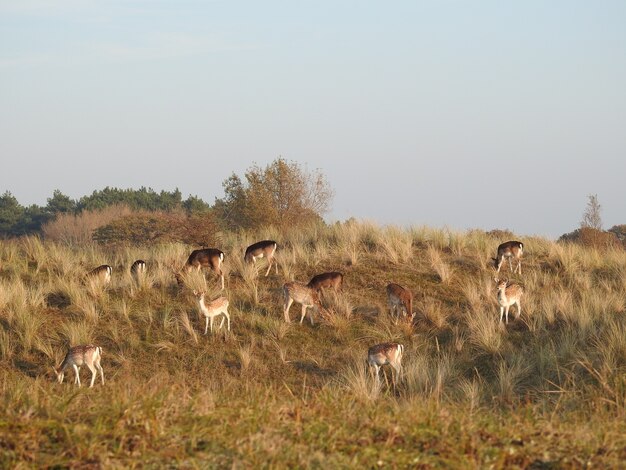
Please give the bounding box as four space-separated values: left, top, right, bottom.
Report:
214 157 333 230
0 191 24 236
77 187 185 212
581 194 602 230
46 190 76 215
183 195 211 214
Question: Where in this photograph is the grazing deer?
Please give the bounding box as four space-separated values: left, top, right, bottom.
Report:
54 345 104 388
495 278 524 323
178 248 225 290
307 272 343 293
130 259 146 281
87 265 112 285
386 283 414 322
493 241 524 274
193 291 231 334
283 282 322 325
367 342 404 387
244 240 278 276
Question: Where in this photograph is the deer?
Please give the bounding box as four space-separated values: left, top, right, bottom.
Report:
244 240 278 276
307 271 343 293
283 282 322 325
177 248 225 290
386 283 414 323
54 345 104 388
495 278 524 323
192 291 231 334
130 259 146 281
367 342 404 388
87 265 112 285
493 241 524 274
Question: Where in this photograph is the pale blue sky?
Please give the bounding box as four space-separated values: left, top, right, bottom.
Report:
1 1 625 238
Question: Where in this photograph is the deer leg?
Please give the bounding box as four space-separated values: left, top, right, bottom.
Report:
210 316 214 333
224 312 231 331
96 361 105 385
205 316 209 335
264 261 272 277
505 306 510 324
300 305 307 324
218 315 225 330
87 363 97 388
284 298 293 323
516 300 521 319
73 364 81 387
500 306 505 323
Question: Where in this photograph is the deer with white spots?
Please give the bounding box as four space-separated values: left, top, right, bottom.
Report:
130 259 146 282
54 345 104 388
87 265 112 285
193 291 231 334
367 342 404 387
386 283 414 323
495 278 524 323
283 282 322 325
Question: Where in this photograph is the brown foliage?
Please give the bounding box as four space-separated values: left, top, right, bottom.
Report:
92 211 220 247
558 227 621 251
42 205 133 244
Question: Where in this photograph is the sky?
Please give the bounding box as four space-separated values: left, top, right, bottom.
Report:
1 1 625 239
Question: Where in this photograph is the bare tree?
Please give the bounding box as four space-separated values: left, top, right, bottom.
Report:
581 194 602 230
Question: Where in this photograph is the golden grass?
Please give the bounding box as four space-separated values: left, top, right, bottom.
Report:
0 222 625 467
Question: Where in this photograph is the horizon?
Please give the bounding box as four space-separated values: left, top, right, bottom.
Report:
2 1 625 239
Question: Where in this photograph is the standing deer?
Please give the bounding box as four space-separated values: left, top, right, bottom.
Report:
192 291 231 333
177 248 225 290
283 282 322 325
367 342 404 387
244 240 278 276
130 260 146 281
495 278 524 323
54 345 104 388
87 265 112 285
493 241 524 274
307 272 343 293
386 283 414 322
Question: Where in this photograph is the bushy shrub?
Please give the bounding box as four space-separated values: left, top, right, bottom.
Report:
558 227 621 250
92 211 220 247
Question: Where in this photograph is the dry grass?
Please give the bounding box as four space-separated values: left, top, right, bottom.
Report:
0 222 625 467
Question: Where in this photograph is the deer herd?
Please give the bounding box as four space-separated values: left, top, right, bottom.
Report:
56 238 526 389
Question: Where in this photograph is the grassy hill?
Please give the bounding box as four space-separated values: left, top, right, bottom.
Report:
1 222 625 467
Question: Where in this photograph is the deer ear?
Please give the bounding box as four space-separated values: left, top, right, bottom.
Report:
192 290 198 296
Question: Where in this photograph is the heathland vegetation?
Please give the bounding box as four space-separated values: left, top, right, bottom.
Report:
1 166 625 467
1 222 625 467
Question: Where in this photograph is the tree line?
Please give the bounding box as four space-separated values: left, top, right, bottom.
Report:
0 158 334 244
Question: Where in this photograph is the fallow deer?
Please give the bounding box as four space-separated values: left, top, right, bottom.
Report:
177 248 225 290
87 265 112 285
307 272 344 293
493 241 524 274
386 283 414 323
244 240 278 276
495 278 524 323
367 342 404 387
283 282 322 325
55 344 104 388
130 260 146 281
193 291 231 334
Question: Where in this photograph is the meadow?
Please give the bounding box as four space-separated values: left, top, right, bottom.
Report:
1 222 625 468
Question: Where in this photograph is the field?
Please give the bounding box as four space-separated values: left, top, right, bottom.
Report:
1 222 625 468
